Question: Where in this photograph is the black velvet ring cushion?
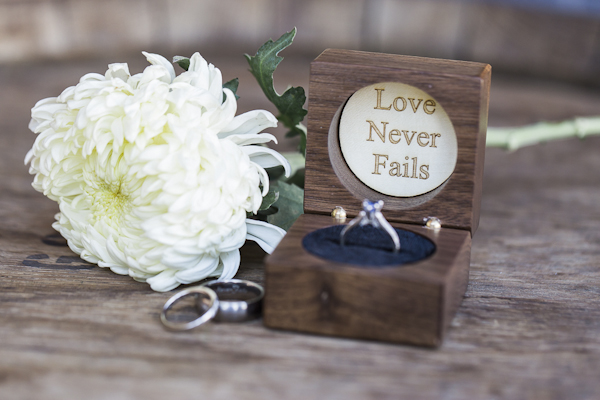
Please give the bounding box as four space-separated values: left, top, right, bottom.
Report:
302 224 436 267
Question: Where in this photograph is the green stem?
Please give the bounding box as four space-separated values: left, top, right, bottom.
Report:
487 116 600 150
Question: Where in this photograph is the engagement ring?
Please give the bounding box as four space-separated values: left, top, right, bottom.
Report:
340 199 401 253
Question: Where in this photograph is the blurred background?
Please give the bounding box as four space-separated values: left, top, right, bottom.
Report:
2 0 600 153
1 0 599 81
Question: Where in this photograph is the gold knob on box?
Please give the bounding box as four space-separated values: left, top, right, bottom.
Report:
331 206 347 221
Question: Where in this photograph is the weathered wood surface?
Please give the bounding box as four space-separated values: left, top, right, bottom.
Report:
1 56 600 399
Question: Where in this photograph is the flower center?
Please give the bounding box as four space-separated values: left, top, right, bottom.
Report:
89 182 132 225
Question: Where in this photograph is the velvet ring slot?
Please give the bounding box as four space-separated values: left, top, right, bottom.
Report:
302 224 435 266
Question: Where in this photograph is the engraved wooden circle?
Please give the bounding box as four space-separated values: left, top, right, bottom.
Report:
339 82 458 197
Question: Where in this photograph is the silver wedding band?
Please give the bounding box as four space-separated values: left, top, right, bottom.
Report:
340 199 401 253
201 279 264 323
161 286 219 331
160 279 264 330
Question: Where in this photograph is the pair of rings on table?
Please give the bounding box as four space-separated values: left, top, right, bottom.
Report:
161 279 264 331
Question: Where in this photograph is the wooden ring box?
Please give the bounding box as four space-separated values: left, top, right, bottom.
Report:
264 49 491 347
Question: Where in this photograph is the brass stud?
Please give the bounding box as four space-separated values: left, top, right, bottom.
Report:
331 206 347 221
424 216 441 230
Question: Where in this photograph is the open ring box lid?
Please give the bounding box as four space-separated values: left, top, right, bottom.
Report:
264 49 491 347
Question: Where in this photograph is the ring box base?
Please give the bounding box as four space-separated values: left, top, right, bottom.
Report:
264 214 471 347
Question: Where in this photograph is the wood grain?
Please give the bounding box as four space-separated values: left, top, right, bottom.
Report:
304 49 491 235
1 56 600 400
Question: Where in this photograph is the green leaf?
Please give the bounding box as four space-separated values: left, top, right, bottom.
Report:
223 78 240 101
267 180 304 231
173 56 190 71
296 123 307 156
259 187 279 211
285 168 305 189
264 165 285 181
245 27 308 155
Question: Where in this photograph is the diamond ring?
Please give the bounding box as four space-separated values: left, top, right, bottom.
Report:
340 199 401 253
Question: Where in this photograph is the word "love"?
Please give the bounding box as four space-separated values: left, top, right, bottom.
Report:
374 88 436 115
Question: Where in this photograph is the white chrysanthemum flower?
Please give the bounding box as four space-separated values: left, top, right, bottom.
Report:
25 52 290 291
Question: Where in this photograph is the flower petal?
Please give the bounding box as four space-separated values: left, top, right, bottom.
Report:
106 63 131 82
217 249 241 281
175 254 220 284
142 51 176 83
146 269 180 292
220 110 278 138
245 219 286 254
224 133 277 146
243 146 291 177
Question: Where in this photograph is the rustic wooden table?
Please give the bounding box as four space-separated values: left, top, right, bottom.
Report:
1 54 599 399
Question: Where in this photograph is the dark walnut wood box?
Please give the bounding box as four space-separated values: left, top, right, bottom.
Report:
263 49 491 347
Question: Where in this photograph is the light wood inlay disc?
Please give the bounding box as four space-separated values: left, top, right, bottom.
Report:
339 82 458 197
